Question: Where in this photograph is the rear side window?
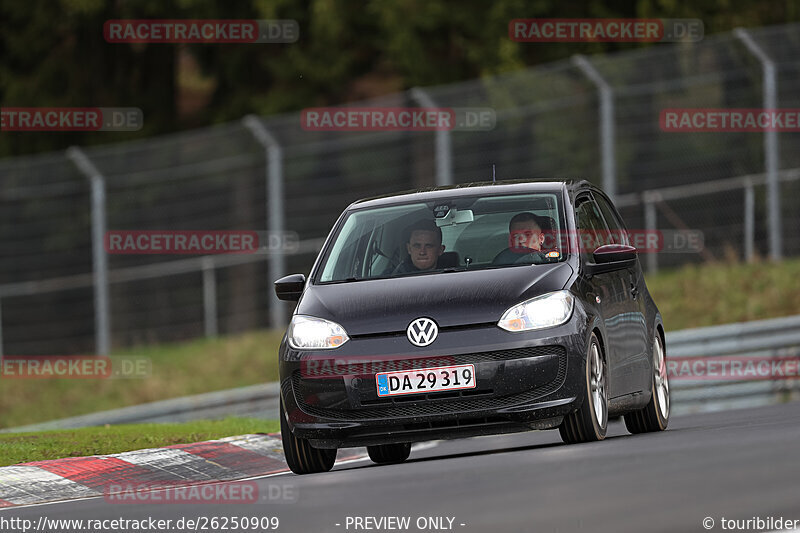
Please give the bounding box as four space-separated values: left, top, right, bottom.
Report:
594 193 630 246
574 196 608 257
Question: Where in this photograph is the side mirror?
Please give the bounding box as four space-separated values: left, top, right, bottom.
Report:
593 244 637 263
275 273 306 302
584 244 637 276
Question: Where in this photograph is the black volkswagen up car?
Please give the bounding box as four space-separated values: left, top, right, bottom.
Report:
276 180 669 474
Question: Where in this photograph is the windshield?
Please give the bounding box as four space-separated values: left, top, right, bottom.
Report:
317 192 567 283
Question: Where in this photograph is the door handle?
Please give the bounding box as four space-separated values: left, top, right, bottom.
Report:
630 282 638 299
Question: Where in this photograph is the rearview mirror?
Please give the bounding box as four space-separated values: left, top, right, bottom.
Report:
584 244 637 276
435 208 474 227
275 273 306 301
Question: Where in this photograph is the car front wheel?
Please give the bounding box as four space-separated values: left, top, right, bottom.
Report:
280 399 337 475
559 332 608 443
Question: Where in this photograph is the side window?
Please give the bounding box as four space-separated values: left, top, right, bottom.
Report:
594 193 630 246
574 195 608 257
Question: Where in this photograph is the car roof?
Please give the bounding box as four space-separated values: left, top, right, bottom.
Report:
349 178 595 210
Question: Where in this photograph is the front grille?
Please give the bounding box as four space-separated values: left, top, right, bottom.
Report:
300 345 565 378
361 386 494 406
292 345 567 420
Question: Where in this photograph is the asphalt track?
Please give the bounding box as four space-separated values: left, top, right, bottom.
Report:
4 402 800 533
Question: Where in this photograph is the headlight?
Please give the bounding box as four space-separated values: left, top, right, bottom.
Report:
498 291 575 332
287 315 350 350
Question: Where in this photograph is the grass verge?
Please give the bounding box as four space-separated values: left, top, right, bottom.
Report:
645 257 800 331
0 330 284 429
0 418 279 467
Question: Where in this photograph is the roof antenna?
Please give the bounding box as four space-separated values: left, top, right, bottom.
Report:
492 164 496 184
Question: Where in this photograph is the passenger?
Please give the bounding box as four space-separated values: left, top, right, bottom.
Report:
492 212 553 264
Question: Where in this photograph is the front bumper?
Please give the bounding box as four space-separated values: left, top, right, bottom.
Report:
279 315 589 448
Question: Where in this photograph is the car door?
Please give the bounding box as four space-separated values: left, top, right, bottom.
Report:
593 191 650 393
574 194 631 399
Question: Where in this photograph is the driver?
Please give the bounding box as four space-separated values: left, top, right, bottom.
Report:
492 212 553 264
392 219 445 274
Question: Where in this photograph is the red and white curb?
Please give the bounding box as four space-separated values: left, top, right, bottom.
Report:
0 433 365 508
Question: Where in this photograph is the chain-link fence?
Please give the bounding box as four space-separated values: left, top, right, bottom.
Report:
2 23 799 356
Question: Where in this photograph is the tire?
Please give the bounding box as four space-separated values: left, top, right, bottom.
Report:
280 399 337 475
559 332 608 444
624 331 670 434
367 443 411 465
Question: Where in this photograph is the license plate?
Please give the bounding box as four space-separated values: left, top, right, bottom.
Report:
376 364 476 397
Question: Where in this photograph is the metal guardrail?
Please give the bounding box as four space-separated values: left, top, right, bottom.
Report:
667 314 800 356
667 314 800 415
4 315 800 432
3 383 281 433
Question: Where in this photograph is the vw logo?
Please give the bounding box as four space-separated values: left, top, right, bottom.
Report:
407 317 439 347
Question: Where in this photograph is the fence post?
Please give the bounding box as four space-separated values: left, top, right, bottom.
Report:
201 257 218 338
735 28 782 261
573 55 617 199
409 87 453 186
644 191 658 274
243 115 287 330
66 147 111 355
744 179 755 262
